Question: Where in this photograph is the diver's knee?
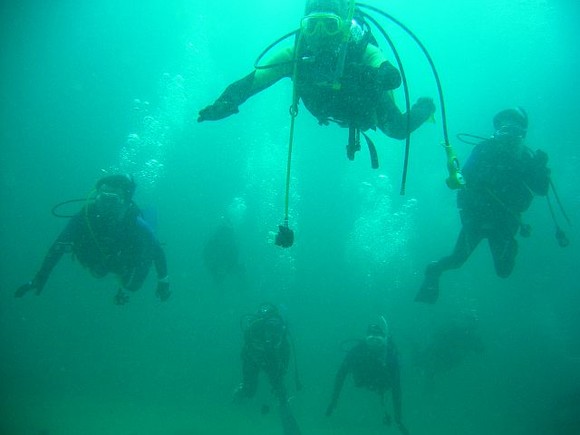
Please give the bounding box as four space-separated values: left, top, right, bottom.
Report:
383 126 408 140
496 267 514 279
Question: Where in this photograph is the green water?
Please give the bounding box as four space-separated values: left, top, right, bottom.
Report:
1 1 579 434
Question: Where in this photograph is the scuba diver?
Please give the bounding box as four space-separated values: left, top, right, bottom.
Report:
412 318 484 389
14 174 170 305
199 0 434 144
326 318 409 435
235 303 302 435
416 108 553 304
202 220 241 285
199 0 462 248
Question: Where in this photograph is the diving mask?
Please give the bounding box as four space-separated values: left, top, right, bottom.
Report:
365 334 387 351
301 13 344 38
494 123 527 140
95 185 127 217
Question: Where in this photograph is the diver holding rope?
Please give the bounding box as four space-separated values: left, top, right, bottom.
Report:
198 0 460 247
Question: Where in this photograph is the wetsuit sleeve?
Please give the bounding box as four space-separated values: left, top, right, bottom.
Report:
362 43 387 68
252 46 295 92
525 149 551 196
345 44 401 91
377 93 435 140
363 45 401 89
33 215 82 290
198 47 294 122
153 240 168 279
123 218 167 292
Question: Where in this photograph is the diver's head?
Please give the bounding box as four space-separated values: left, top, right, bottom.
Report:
255 303 285 347
365 323 388 352
257 302 279 319
304 0 349 17
492 107 528 143
94 174 135 219
301 0 352 52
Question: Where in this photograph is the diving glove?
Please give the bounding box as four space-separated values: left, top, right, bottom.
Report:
156 277 171 302
325 401 337 417
412 97 436 121
115 288 130 306
14 277 44 298
533 149 549 166
198 100 239 122
342 62 401 93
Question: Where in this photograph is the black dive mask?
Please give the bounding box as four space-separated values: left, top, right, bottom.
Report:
95 191 127 219
493 124 526 141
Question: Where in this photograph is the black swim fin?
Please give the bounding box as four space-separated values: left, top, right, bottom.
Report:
280 402 301 435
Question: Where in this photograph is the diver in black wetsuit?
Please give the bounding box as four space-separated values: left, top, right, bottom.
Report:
15 174 170 305
234 303 302 435
416 108 551 304
326 320 409 434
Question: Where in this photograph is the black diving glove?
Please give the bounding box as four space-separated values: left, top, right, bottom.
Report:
115 288 130 306
411 97 436 121
396 417 410 435
15 277 44 298
325 400 337 417
342 62 401 93
198 100 239 122
533 149 549 166
156 277 171 302
397 422 410 435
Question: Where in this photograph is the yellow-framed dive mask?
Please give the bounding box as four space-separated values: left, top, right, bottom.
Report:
300 12 344 38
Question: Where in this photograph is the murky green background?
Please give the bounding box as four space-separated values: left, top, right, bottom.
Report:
1 1 579 434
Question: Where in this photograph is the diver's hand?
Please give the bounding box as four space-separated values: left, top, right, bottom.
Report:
15 279 43 298
325 401 336 417
534 149 549 166
197 100 239 122
115 288 130 306
156 277 171 302
412 97 436 119
396 420 410 435
343 62 401 93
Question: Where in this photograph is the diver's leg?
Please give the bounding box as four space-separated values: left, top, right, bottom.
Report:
488 232 518 278
234 351 259 401
279 399 301 435
266 367 288 405
267 367 301 435
377 93 435 140
416 227 482 303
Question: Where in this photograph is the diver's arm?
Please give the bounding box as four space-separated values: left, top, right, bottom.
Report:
342 44 401 94
153 239 170 301
124 219 170 301
15 216 79 297
526 149 551 196
377 93 435 140
152 241 168 280
198 47 294 122
356 44 401 90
